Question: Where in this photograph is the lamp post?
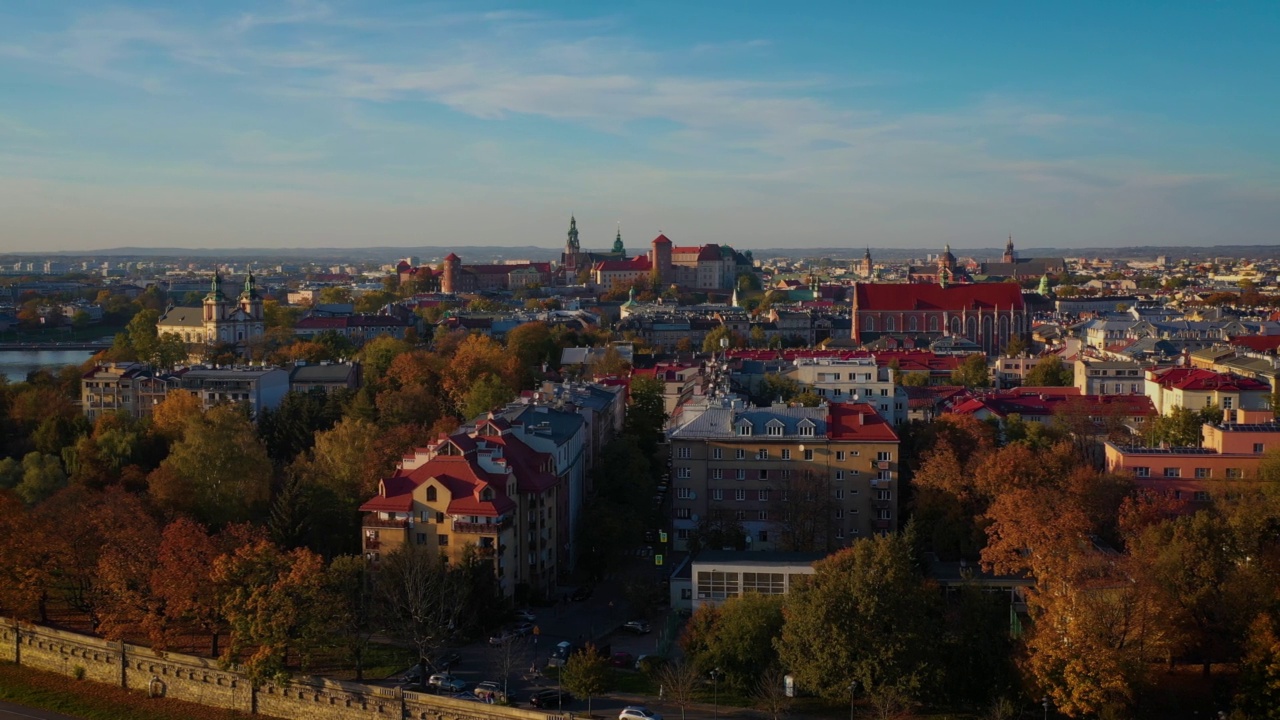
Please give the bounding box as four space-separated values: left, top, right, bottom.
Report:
1042 696 1050 720
712 668 722 719
848 681 858 720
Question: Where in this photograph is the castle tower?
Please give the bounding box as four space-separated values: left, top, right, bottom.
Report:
566 215 580 253
1003 234 1016 264
861 248 873 278
442 253 461 294
650 233 673 284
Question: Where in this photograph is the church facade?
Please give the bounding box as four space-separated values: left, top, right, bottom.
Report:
157 273 265 356
851 281 1027 355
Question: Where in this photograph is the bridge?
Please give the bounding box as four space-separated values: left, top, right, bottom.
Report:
0 341 111 352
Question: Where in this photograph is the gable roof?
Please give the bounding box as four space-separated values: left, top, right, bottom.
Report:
853 282 1025 313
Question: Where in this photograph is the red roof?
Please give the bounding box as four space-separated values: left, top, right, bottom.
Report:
1229 335 1280 354
827 402 899 442
1151 367 1269 392
652 234 672 245
671 244 722 261
445 253 460 261
853 282 1025 313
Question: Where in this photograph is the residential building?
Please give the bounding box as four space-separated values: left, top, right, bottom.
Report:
683 550 823 612
173 366 290 417
1074 357 1146 396
288 362 362 393
80 363 175 421
1144 367 1271 416
781 356 908 425
668 402 900 553
293 314 413 343
633 362 706 417
359 418 561 599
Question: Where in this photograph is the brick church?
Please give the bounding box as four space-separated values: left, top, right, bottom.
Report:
851 281 1027 355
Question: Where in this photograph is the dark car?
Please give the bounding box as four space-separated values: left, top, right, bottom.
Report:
432 651 462 670
622 620 651 635
570 586 594 602
530 689 574 709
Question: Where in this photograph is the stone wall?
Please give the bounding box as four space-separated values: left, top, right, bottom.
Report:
0 618 565 720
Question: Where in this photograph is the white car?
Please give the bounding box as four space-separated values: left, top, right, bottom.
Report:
427 674 467 693
620 707 662 720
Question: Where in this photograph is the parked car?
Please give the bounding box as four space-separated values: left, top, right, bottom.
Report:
475 681 502 697
427 674 466 693
432 651 462 670
489 630 519 646
622 620 651 634
511 621 535 636
610 651 635 668
620 706 662 720
512 608 537 622
570 586 594 602
530 688 574 709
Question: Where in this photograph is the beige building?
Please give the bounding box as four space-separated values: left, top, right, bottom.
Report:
80 363 174 421
1074 357 1146 396
668 402 900 552
780 357 908 425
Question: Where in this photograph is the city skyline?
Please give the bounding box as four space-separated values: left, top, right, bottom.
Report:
1 1 1278 252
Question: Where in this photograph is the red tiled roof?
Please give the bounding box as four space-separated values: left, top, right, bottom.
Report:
359 476 415 512
827 402 899 442
652 234 672 245
1150 367 1270 392
445 253 460 261
1229 335 1280 353
853 282 1025 313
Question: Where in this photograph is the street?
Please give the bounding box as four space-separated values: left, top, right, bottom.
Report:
0 700 82 720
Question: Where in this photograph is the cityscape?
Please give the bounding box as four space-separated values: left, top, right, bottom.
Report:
1 4 1279 720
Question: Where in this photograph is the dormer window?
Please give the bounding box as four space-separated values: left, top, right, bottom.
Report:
735 420 753 436
426 486 437 502
766 419 785 437
481 487 494 501
798 419 816 438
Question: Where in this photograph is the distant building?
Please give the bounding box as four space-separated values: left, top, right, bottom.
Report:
157 273 264 357
81 363 174 422
440 253 552 293
288 362 362 393
976 236 1066 279
683 550 823 612
560 216 627 281
851 281 1027 355
592 233 747 291
293 314 412 344
173 366 290 417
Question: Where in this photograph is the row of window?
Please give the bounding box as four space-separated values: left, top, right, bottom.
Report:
815 372 876 382
675 488 893 503
675 447 893 462
1132 467 1244 479
678 467 894 482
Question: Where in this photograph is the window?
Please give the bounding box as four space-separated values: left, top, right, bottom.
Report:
416 533 427 544
877 451 892 462
835 470 844 481
1163 467 1180 478
799 422 815 437
734 510 746 520
676 529 690 540
696 570 740 600
758 489 770 501
713 448 723 460
712 489 724 501
877 509 892 520
1226 468 1243 479
767 424 784 436
1194 491 1211 502
736 469 747 480
803 449 814 461
736 449 746 460
1223 396 1234 409
880 388 889 397
438 534 449 546
877 489 892 501
758 530 769 543
1195 467 1211 479
675 508 691 519
436 511 444 524
426 486 437 502
759 469 769 480
836 451 846 461
833 389 842 397
779 469 790 479
681 588 693 600
741 572 785 595
835 489 844 499
757 449 769 460
835 509 843 519
736 422 752 436
1133 467 1150 478
1255 443 1265 454
677 467 692 479
677 447 690 459
712 469 723 480
781 449 791 460
677 488 693 499
735 489 746 501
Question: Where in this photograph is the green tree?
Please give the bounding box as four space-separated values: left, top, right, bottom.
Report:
1003 335 1027 357
776 530 939 700
125 308 160 363
1147 406 1203 448
151 404 273 526
318 286 353 305
749 325 768 348
324 555 378 681
626 375 668 458
13 452 67 505
759 374 801 403
463 373 516 418
900 372 929 387
701 593 785 691
951 354 991 388
1024 354 1073 387
562 643 612 714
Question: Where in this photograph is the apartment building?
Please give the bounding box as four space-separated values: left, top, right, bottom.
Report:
1144 367 1271 416
359 417 562 599
781 357 908 425
173 367 289 417
80 363 175 421
1074 357 1146 396
668 402 900 553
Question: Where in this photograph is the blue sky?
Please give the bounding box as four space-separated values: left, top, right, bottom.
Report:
0 1 1277 252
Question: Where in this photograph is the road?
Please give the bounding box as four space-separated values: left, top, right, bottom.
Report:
0 700 81 720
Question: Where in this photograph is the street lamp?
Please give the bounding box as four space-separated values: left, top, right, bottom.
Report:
711 668 722 719
1042 696 1050 720
848 681 858 720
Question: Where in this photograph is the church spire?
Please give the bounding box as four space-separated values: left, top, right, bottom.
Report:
242 270 258 299
613 222 624 254
207 271 224 300
566 215 580 252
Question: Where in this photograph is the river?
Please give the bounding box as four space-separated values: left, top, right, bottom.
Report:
0 349 97 383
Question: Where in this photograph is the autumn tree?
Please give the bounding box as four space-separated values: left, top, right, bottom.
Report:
655 661 702 720
256 387 350 466
150 404 272 526
324 555 378 681
771 469 837 553
149 390 203 441
441 334 518 415
777 531 939 701
1146 405 1203 447
697 593 785 691
214 540 328 684
373 544 470 664
562 643 612 714
950 354 991 388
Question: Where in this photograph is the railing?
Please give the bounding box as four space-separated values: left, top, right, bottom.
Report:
362 515 411 529
452 517 512 534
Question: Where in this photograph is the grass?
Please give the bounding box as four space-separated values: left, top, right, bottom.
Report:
0 661 271 720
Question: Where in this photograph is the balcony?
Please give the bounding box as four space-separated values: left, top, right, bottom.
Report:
364 539 381 550
362 515 411 529
453 517 513 534
873 519 892 530
475 546 498 559
875 461 890 470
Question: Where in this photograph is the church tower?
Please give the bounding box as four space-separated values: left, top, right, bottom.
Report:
239 271 264 321
861 248 873 278
203 272 227 323
566 215 580 254
938 244 957 274
612 224 625 256
1003 234 1016 264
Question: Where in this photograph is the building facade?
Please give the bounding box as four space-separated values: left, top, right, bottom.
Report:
157 273 265 356
850 281 1027 355
668 402 900 553
781 357 908 425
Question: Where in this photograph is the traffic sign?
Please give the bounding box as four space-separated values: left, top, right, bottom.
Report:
655 554 664 566
659 531 668 543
